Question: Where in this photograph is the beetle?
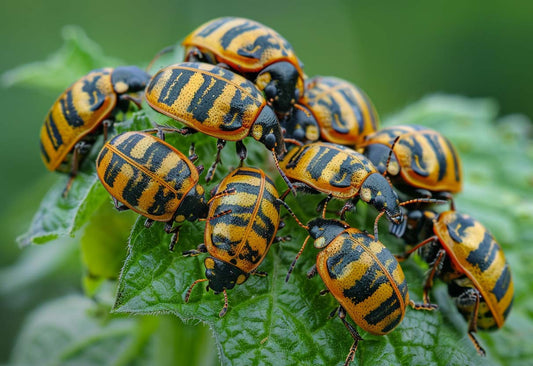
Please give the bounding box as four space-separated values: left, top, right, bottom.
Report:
40 66 151 194
398 209 514 356
145 61 293 191
280 104 320 146
286 217 437 365
292 76 379 146
96 131 208 249
182 17 305 116
360 124 462 200
279 141 403 224
183 167 287 317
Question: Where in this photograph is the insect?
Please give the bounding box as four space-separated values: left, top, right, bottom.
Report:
96 131 208 249
292 76 379 146
183 167 288 317
40 66 151 194
398 209 514 356
279 141 402 224
286 216 437 365
360 124 462 200
280 104 320 146
144 61 293 191
182 17 305 116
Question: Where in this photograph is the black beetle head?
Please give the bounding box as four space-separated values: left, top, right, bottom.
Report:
204 257 249 293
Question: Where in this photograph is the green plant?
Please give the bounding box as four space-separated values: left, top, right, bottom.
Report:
3 27 533 366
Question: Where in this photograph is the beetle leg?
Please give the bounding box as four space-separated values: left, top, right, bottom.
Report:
251 270 268 277
306 264 317 279
62 141 89 198
236 140 247 164
423 248 446 304
338 306 363 366
338 201 354 220
188 143 198 162
215 62 231 70
274 235 291 243
463 289 486 356
319 288 330 296
119 94 142 109
408 299 438 311
183 243 207 257
112 197 129 211
102 120 112 142
206 139 226 183
395 235 438 262
144 218 154 228
165 223 181 251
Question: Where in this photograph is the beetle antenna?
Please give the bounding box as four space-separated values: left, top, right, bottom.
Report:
373 211 385 242
383 136 401 177
293 103 311 117
146 45 175 73
400 198 448 206
286 235 311 283
272 149 297 196
207 188 236 204
283 138 304 146
276 199 308 230
218 290 229 317
185 278 208 303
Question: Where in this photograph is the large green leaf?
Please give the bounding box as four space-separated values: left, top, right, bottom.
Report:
113 95 532 365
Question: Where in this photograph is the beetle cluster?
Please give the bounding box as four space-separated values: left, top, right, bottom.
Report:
38 17 513 365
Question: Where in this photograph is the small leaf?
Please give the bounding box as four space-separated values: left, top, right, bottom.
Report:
2 25 123 91
10 294 155 366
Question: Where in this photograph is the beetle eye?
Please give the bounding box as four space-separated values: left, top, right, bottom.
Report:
264 84 277 99
264 134 276 149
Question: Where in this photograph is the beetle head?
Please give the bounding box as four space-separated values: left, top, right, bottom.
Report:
178 185 209 221
360 173 403 225
256 61 302 116
363 143 401 176
204 257 249 293
111 66 151 94
252 105 285 157
307 217 348 249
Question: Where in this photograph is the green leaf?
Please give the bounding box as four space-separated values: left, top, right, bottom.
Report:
17 112 153 248
113 95 532 365
2 25 123 92
81 201 137 296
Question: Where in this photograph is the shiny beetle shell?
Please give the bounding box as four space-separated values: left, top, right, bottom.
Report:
434 211 513 330
302 76 379 146
183 17 302 74
361 125 462 194
40 67 150 172
205 167 281 275
145 62 284 156
317 228 409 335
96 131 206 222
280 142 402 222
182 17 304 115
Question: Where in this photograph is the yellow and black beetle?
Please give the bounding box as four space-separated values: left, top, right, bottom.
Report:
293 76 379 147
279 141 403 224
40 66 150 194
287 217 437 365
182 17 304 116
360 124 462 200
184 167 288 317
96 131 208 249
145 62 293 191
399 209 514 356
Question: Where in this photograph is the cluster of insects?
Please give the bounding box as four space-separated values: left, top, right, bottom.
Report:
39 17 513 365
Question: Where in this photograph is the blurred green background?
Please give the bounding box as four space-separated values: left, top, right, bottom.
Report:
1 0 532 363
